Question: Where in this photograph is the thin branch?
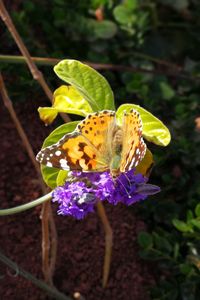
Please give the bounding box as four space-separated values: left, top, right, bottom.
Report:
1 54 200 82
41 201 52 285
0 1 114 287
0 250 72 300
0 192 52 216
97 202 113 288
0 0 52 100
0 72 57 285
0 1 69 123
0 73 44 190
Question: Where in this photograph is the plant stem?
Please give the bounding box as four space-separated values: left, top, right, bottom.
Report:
0 192 52 216
0 0 52 100
41 201 52 285
0 72 57 285
0 1 114 287
0 1 61 285
0 73 45 186
0 54 199 81
0 54 60 66
0 250 72 300
0 1 69 123
97 202 113 288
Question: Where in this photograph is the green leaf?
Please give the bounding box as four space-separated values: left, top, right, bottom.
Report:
56 170 68 187
42 122 78 148
41 165 60 189
113 5 136 25
54 59 115 112
38 85 93 124
153 232 172 253
179 263 194 275
187 210 194 222
195 203 200 217
172 219 193 233
190 219 200 229
91 20 117 39
160 81 175 100
38 107 58 125
138 231 153 249
41 121 78 188
116 104 171 146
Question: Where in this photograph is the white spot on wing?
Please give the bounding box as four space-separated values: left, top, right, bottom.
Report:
47 162 53 167
59 159 69 169
55 150 61 156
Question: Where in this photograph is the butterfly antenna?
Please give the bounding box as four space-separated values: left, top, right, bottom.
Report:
115 176 132 199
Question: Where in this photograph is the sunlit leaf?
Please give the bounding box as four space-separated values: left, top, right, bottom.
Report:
38 107 58 125
41 165 59 189
38 85 93 124
56 170 68 187
116 104 171 146
41 121 78 188
54 59 115 112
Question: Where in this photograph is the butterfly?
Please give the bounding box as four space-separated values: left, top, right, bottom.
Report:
36 109 146 177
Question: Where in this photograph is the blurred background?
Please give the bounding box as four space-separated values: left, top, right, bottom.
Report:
1 1 200 299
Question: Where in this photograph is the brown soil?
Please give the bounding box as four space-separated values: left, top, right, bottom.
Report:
0 99 155 300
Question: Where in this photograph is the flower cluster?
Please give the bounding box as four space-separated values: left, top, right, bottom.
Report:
52 170 160 219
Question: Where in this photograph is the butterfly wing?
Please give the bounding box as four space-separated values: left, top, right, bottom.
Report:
36 110 116 172
120 109 146 172
76 110 116 158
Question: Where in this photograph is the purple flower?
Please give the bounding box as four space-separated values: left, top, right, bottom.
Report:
52 170 160 219
108 170 160 206
52 181 95 219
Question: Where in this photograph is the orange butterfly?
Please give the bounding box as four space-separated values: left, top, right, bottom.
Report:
36 109 146 177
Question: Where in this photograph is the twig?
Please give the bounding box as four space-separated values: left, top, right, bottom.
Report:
0 1 69 123
1 54 200 82
0 1 113 287
0 1 52 100
97 202 113 288
0 192 52 216
0 72 57 286
0 250 72 300
41 201 52 285
0 73 44 187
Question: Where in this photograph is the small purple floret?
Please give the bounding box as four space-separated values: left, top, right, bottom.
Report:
52 170 160 219
108 170 160 206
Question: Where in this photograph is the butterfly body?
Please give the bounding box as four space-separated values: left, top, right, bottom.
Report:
36 109 146 177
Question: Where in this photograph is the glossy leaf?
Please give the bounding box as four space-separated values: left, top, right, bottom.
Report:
38 85 93 124
116 104 171 146
54 59 115 112
41 121 78 188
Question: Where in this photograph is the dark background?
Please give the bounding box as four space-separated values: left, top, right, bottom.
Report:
1 1 200 299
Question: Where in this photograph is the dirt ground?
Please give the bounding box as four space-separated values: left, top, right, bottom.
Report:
0 98 155 300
